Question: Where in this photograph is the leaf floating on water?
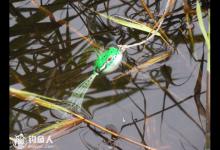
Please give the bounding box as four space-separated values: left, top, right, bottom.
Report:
30 118 83 137
114 51 171 80
97 13 161 37
194 51 206 118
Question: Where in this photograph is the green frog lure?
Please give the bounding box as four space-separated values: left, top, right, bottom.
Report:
66 46 123 112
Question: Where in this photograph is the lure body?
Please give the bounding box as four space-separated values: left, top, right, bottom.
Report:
94 47 123 74
65 46 123 114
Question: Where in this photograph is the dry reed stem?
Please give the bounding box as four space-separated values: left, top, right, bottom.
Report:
10 87 156 150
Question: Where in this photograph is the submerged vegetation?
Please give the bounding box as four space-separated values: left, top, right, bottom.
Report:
10 0 210 149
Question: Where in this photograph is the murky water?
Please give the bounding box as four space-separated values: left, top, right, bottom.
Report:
10 0 209 150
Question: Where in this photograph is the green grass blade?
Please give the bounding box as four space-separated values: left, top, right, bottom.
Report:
10 88 73 115
98 13 161 37
30 118 83 136
196 0 210 73
196 0 210 50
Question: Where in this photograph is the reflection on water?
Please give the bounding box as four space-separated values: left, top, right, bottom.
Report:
10 0 209 149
